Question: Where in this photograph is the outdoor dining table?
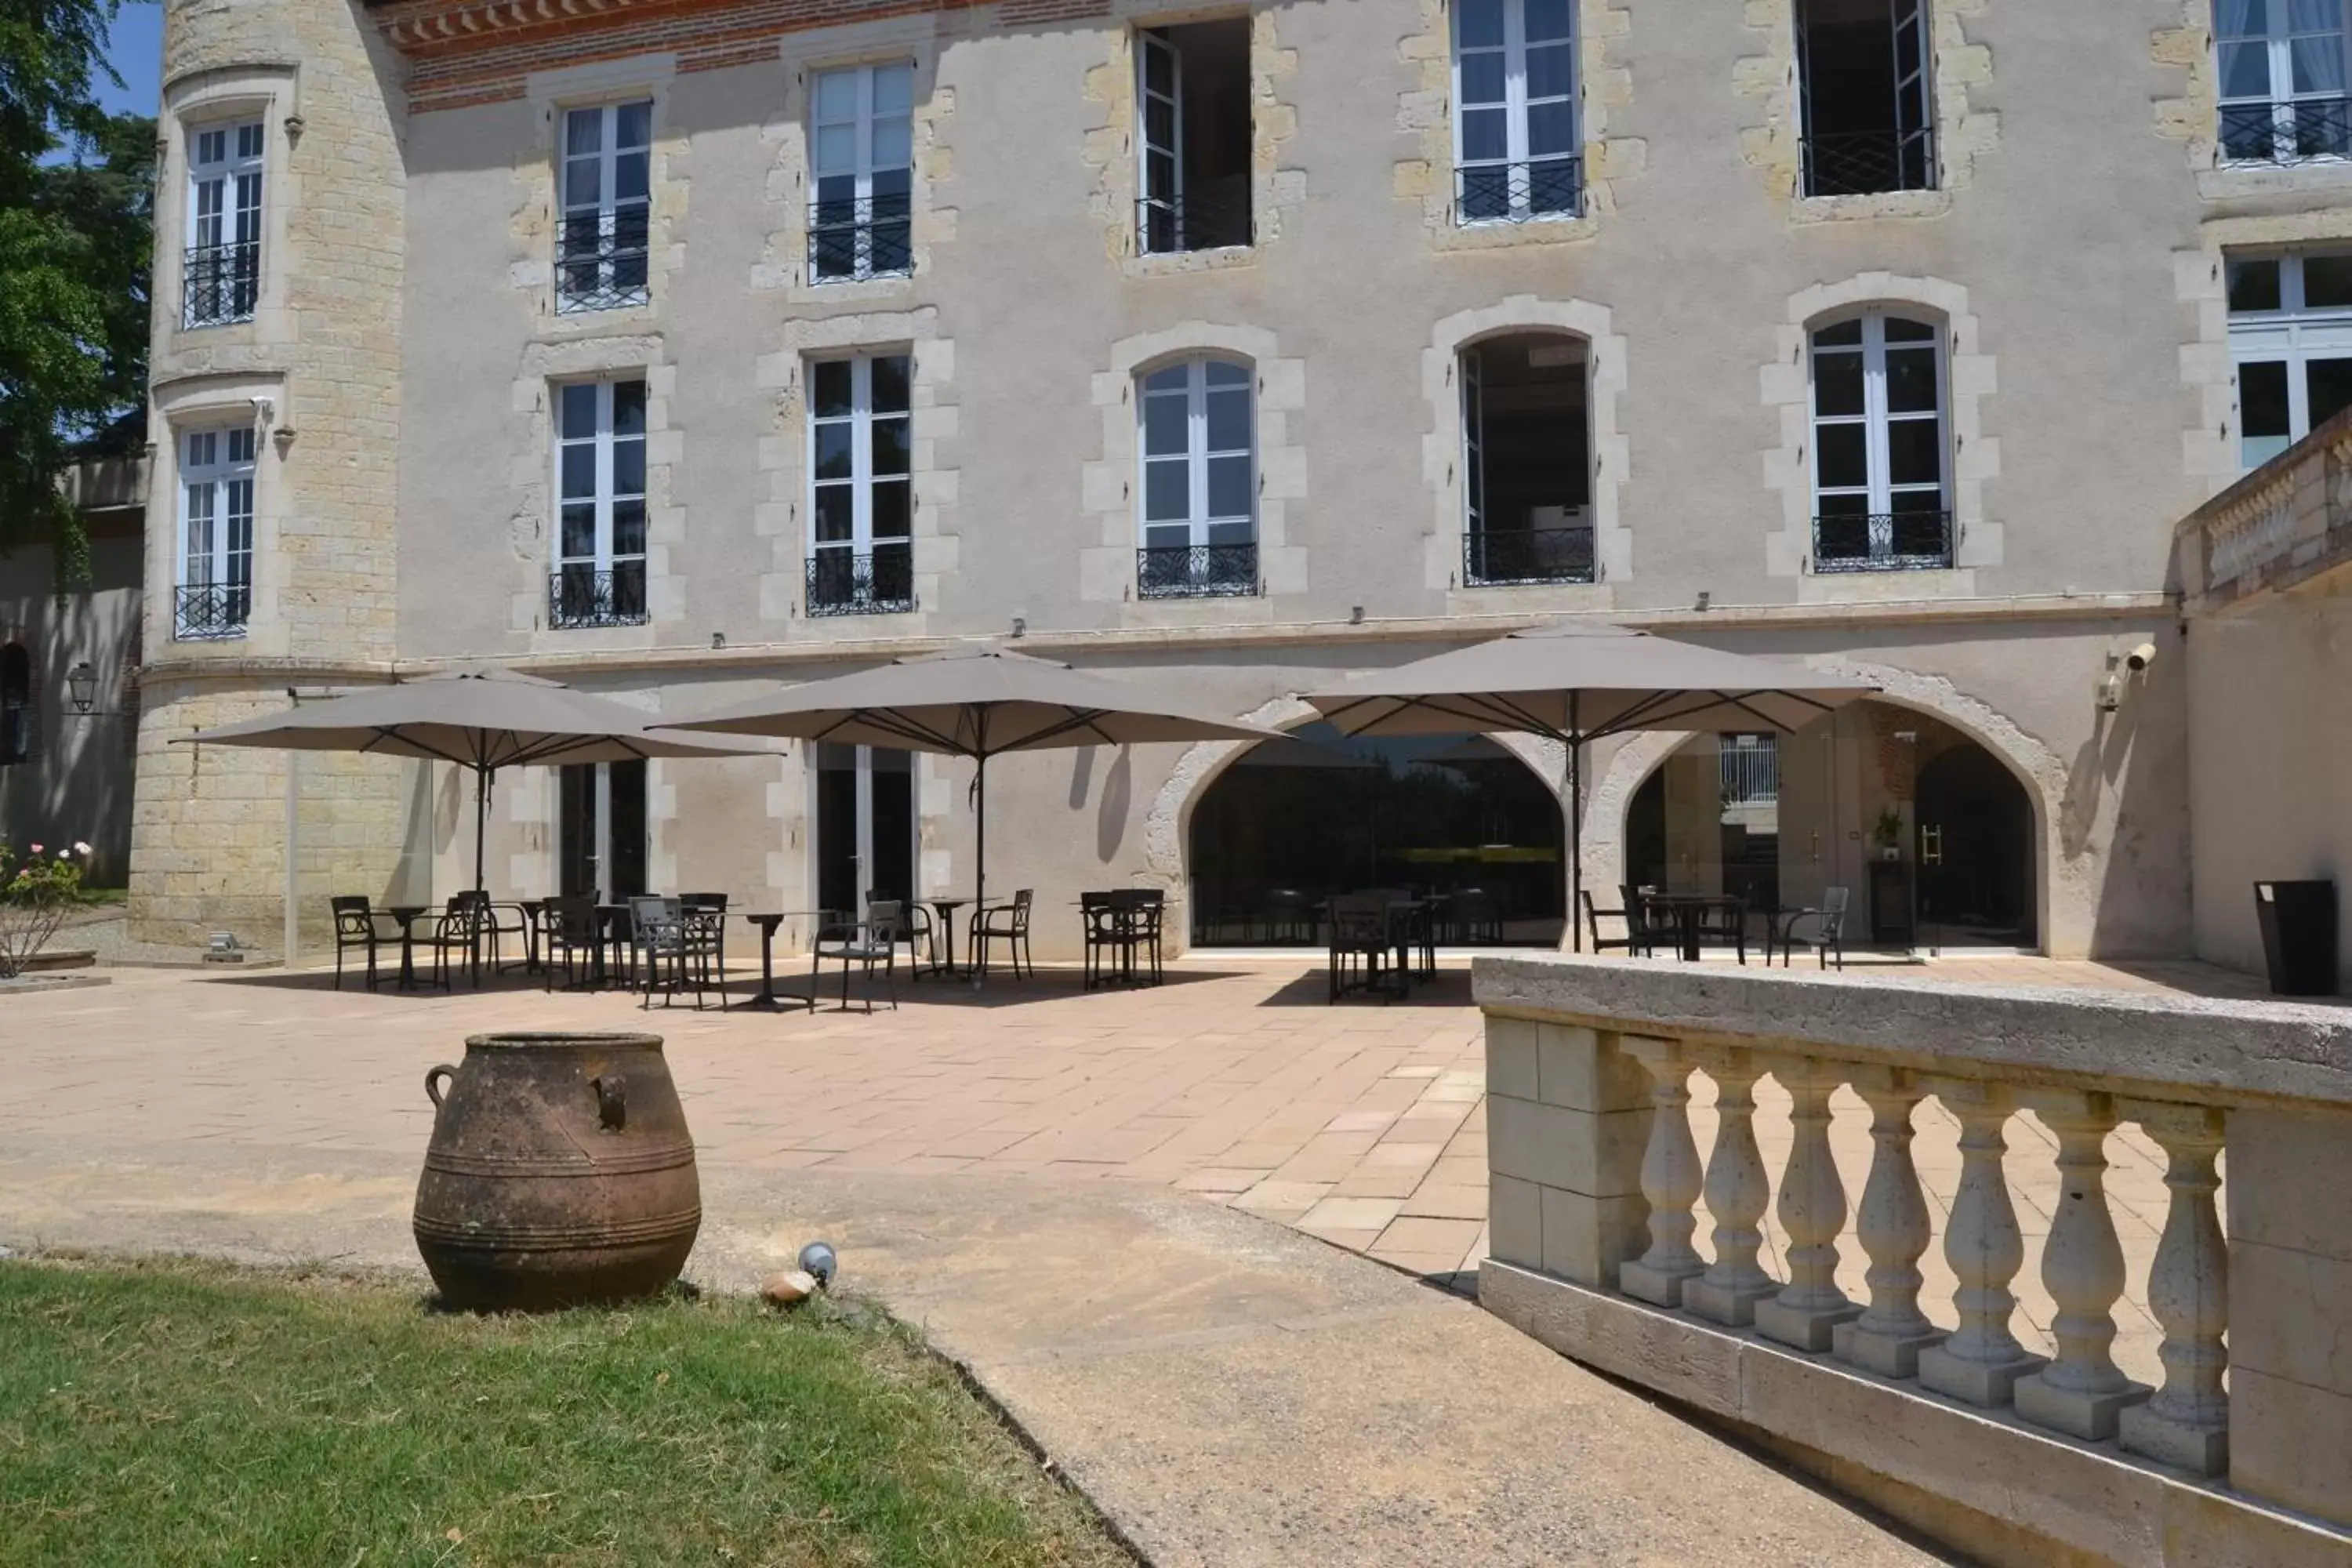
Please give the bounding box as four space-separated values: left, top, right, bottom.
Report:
1640 892 1746 964
924 897 969 978
738 912 823 1012
383 905 429 989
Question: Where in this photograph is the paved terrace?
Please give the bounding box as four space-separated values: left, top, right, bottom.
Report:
0 952 2291 1562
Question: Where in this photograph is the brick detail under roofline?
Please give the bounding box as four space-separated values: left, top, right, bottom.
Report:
377 0 1111 111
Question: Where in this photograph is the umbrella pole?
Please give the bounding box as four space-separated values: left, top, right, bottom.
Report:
975 753 987 909
474 767 490 895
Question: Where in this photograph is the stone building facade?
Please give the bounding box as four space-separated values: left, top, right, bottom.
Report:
132 0 2339 963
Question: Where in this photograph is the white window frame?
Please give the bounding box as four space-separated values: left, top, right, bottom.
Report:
1808 310 1950 564
184 118 263 327
176 423 257 639
2227 250 2352 467
557 100 653 312
809 64 914 282
1137 356 1256 552
1450 0 1580 223
2216 0 2352 163
552 379 648 620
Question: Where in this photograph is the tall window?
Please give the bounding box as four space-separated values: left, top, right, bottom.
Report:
1808 311 1951 572
0 644 31 767
1136 21 1253 253
807 354 915 615
810 65 913 282
1453 0 1579 223
175 425 256 639
1460 334 1594 586
2218 0 2352 164
2229 251 2352 466
1795 0 1934 196
1138 357 1257 598
184 119 263 328
551 379 648 628
558 100 652 312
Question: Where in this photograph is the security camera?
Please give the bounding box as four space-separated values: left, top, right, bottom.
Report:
2124 641 2157 673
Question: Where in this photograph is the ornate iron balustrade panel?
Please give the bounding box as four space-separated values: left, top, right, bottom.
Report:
805 546 916 616
1453 158 1584 223
182 241 260 328
1800 129 1936 197
1136 543 1260 599
808 195 913 282
1463 525 1596 587
548 566 648 629
556 205 652 312
172 584 252 641
1812 510 1954 573
1135 185 1253 256
2220 98 2352 163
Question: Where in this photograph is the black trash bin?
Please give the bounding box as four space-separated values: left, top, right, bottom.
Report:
2253 880 2338 996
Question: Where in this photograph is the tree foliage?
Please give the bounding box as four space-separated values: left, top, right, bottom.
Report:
0 0 151 584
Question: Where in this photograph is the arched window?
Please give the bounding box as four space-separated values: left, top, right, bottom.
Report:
0 642 32 767
1136 355 1257 598
1808 310 1951 572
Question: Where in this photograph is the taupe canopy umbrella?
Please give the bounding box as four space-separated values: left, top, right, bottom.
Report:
672 645 1283 906
179 669 777 895
1306 623 1876 949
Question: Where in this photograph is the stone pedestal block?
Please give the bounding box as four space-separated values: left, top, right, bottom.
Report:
1918 1342 2046 1407
2014 1370 2150 1442
1831 1316 1945 1378
1755 1295 1863 1352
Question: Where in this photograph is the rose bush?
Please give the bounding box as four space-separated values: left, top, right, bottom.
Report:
1 840 89 978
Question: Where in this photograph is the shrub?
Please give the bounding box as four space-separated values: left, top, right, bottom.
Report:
0 840 89 978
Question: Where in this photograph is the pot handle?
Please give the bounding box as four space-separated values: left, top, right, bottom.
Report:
592 1073 626 1131
425 1064 456 1109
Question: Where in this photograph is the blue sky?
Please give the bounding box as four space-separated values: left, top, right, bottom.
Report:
99 3 163 119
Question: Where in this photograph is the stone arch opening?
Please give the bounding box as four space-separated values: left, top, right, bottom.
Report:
1185 719 1566 947
1605 690 2048 953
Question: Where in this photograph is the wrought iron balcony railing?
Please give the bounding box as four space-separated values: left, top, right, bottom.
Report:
1463 524 1596 587
1454 158 1584 223
805 545 916 616
1136 183 1253 256
808 194 913 282
1800 129 1937 197
182 240 260 328
548 565 648 629
556 205 651 312
2219 98 2352 164
1812 510 1954 573
1136 542 1259 600
172 583 252 641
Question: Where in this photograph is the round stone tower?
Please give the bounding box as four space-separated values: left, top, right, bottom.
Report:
130 0 411 949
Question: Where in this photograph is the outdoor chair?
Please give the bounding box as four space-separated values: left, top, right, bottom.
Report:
1327 892 1403 1004
541 894 601 991
417 895 482 991
329 895 393 990
463 891 531 975
1261 888 1314 945
811 905 898 1013
1080 892 1127 990
1774 886 1850 970
1450 887 1503 945
1116 888 1166 986
867 887 935 976
1697 895 1748 965
969 889 1035 980
681 891 729 1007
628 895 707 1009
1578 889 1644 957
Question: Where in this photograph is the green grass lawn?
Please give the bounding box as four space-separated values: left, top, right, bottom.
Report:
0 1258 1131 1568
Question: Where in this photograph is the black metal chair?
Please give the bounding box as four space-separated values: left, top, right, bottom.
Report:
1327 892 1403 1004
1775 886 1851 970
812 904 898 1013
969 888 1034 980
1117 888 1166 985
681 891 729 1007
1451 887 1503 945
329 895 391 990
542 894 600 991
1697 895 1748 965
417 895 481 991
1578 889 1644 956
1080 892 1127 990
866 886 934 977
629 895 706 1009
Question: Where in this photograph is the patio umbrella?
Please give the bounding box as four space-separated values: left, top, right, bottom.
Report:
1305 622 1876 949
670 645 1283 907
178 668 778 895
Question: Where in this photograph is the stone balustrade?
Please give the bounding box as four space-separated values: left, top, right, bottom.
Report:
1474 955 2352 1567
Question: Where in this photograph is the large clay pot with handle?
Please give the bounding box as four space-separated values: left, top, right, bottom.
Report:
413 1032 700 1310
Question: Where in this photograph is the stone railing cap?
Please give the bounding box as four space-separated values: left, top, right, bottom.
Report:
1473 954 2352 1111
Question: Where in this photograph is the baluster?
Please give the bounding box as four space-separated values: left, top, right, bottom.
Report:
1757 1055 1863 1351
1832 1067 1946 1377
1683 1046 1780 1326
1918 1080 2047 1406
2013 1091 2150 1439
2117 1102 2230 1475
1617 1036 1706 1307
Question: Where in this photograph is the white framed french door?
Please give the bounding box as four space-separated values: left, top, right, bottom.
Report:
814 743 916 919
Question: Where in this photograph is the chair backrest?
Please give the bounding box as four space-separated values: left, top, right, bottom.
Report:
331 895 372 935
868 898 909 942
1819 885 1850 934
629 895 684 944
680 891 728 913
543 893 591 942
1327 892 1390 946
1009 888 1033 931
